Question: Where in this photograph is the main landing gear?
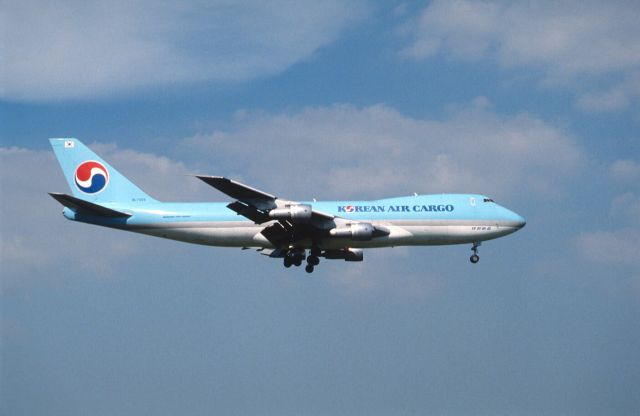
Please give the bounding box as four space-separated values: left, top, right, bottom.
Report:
284 247 321 273
470 242 481 264
283 256 298 268
305 247 321 273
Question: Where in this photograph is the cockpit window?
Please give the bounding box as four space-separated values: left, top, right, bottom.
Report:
483 198 494 203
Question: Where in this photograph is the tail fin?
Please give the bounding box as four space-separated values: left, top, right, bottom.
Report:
49 138 157 204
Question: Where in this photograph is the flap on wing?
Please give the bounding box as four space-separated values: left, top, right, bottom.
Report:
260 222 293 247
49 193 132 218
195 176 277 210
311 209 335 222
226 201 271 224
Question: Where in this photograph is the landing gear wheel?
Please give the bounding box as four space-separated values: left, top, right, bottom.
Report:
284 257 292 268
470 242 481 264
305 264 314 273
294 258 302 267
307 255 320 266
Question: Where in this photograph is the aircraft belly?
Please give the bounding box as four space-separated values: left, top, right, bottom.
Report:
137 226 272 248
321 224 450 248
133 221 521 250
447 224 517 243
329 223 518 248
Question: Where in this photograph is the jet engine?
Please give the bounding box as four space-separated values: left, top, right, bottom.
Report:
329 223 389 241
330 223 375 240
268 204 312 221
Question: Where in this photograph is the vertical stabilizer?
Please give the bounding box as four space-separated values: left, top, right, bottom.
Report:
49 138 157 204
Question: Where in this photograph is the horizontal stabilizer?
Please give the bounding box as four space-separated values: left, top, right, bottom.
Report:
49 193 132 218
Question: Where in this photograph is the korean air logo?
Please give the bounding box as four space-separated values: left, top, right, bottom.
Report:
75 161 109 194
343 205 354 213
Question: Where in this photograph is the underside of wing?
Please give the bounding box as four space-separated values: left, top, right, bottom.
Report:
226 201 272 224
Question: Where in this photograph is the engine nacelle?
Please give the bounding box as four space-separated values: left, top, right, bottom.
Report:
268 204 312 221
329 223 375 241
323 248 364 262
344 248 364 262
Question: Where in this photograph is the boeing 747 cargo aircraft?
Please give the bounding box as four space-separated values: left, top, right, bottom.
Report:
49 138 526 273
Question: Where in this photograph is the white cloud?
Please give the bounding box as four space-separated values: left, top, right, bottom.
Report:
575 228 640 266
611 193 640 225
576 72 640 112
609 159 640 182
401 1 640 111
182 101 584 201
88 143 205 201
576 85 631 112
400 0 500 61
403 1 640 76
566 182 640 278
0 145 201 279
324 248 443 299
1 0 364 101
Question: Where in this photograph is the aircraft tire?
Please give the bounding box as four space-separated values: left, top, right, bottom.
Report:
305 264 314 273
284 257 292 268
308 255 320 266
470 254 480 264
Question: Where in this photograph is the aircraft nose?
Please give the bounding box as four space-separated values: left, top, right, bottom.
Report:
501 206 526 230
509 211 526 229
515 215 526 229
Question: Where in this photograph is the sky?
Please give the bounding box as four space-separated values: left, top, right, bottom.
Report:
1 1 639 415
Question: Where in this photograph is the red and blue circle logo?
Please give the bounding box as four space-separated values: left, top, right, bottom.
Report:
75 161 109 194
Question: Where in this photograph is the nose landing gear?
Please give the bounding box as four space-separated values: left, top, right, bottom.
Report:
470 242 481 264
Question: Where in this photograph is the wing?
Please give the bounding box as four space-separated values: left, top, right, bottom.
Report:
195 176 277 211
195 175 334 223
195 175 388 248
195 175 339 247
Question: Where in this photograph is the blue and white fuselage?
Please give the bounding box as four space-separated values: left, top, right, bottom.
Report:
50 138 525 271
62 195 524 248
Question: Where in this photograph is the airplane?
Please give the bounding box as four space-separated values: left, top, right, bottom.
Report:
48 138 526 273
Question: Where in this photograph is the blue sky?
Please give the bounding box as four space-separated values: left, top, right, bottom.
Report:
1 1 639 415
